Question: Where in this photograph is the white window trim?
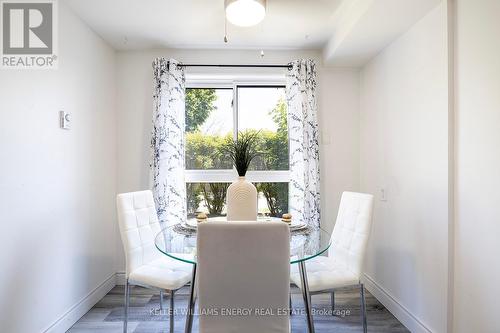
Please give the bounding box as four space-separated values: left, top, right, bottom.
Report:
185 170 290 183
185 77 290 184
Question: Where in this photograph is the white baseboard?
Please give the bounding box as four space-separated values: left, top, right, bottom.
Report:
43 273 117 333
116 271 126 285
362 273 433 333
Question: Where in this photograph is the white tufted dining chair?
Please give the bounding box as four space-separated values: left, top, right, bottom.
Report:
197 221 291 333
290 191 374 333
116 190 192 333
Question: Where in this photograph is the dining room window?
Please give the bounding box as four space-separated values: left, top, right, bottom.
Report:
185 83 289 219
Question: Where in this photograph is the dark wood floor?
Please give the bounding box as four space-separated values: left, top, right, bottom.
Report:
68 285 409 333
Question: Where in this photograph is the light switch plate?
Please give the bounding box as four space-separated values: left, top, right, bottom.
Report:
380 187 387 201
320 129 331 145
60 111 70 129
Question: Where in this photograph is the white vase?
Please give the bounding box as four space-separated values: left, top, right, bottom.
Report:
226 176 257 221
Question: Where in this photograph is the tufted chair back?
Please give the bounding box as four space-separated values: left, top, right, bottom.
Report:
329 192 374 278
117 190 162 276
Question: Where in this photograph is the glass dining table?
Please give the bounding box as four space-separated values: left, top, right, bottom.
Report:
155 223 332 333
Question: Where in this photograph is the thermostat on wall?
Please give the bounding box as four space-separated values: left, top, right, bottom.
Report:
60 111 70 130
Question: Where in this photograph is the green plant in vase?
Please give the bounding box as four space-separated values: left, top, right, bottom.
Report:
223 130 260 176
222 131 260 221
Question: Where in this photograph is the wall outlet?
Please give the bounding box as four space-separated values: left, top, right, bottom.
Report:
60 111 70 129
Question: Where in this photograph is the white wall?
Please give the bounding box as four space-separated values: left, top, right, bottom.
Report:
0 3 116 333
115 49 360 269
318 68 360 235
453 1 500 332
359 3 449 333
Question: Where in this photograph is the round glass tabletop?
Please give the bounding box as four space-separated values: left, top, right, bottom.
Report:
154 223 332 265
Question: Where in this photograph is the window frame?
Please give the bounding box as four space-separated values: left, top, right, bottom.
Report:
185 77 290 184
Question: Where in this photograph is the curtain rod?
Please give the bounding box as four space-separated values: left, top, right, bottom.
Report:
167 61 293 70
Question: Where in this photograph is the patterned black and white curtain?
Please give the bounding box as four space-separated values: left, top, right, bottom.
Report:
151 58 186 225
286 59 321 230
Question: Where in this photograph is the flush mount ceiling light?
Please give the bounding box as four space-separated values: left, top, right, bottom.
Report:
225 0 266 27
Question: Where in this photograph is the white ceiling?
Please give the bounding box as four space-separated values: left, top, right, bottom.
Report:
65 0 343 50
65 0 442 66
323 0 442 66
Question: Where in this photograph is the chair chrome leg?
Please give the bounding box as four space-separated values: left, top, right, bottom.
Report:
360 284 367 333
185 263 197 333
298 261 315 333
160 290 164 312
331 291 335 315
123 279 130 333
170 290 175 333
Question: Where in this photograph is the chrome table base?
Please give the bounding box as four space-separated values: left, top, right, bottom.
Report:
184 264 197 333
298 261 315 333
